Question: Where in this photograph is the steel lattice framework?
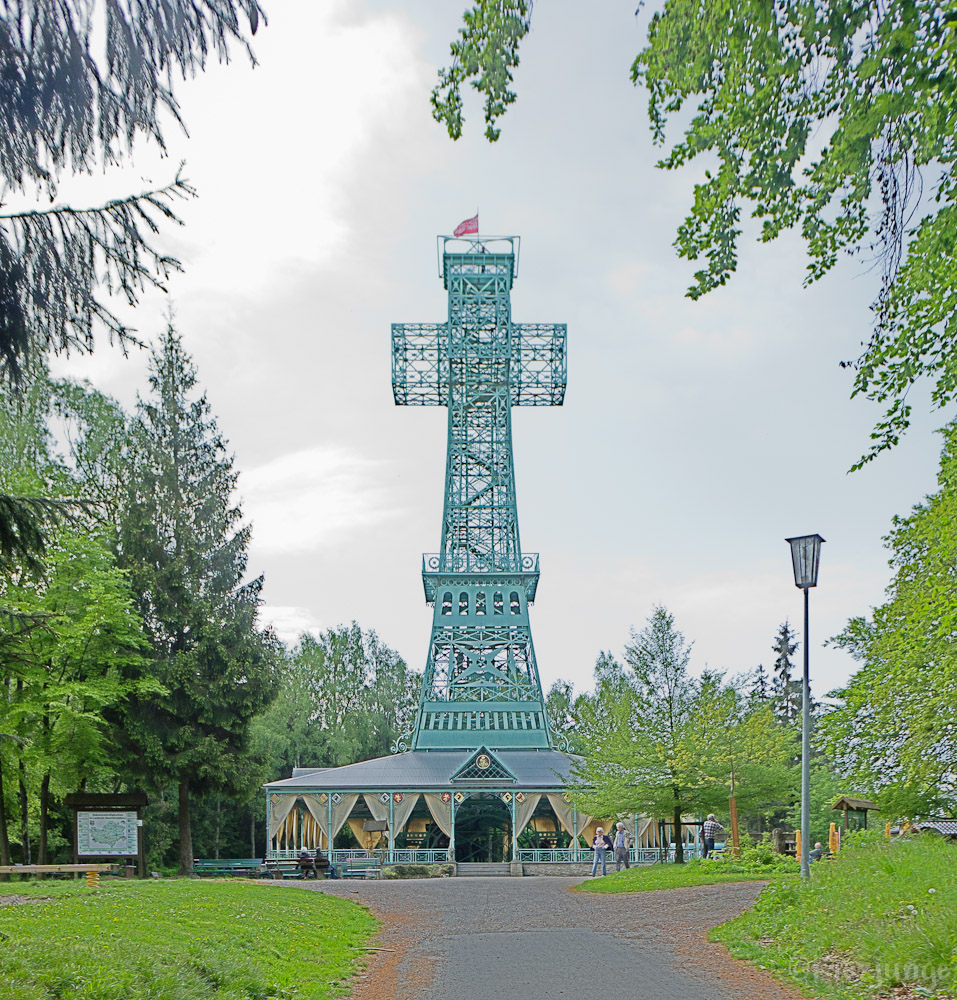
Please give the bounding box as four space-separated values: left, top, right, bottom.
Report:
392 236 566 751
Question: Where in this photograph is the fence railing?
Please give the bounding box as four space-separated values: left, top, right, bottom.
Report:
268 847 701 864
267 848 450 865
516 847 701 864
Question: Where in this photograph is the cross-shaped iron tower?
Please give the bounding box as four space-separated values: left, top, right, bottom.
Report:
392 235 566 751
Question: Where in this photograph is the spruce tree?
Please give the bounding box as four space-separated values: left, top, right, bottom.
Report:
771 622 801 724
749 663 770 702
116 325 279 873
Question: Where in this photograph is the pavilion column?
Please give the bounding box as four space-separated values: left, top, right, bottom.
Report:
388 796 395 859
449 796 456 862
510 794 517 862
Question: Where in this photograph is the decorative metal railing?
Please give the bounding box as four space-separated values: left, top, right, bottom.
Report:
515 847 701 864
267 848 449 864
268 847 701 864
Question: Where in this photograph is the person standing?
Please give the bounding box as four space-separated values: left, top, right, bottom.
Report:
613 821 631 871
702 814 724 859
590 827 612 876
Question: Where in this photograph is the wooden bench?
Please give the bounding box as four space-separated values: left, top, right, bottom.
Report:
0 863 114 878
342 857 380 879
192 858 266 877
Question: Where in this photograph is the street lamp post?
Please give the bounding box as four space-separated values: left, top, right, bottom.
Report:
785 533 825 879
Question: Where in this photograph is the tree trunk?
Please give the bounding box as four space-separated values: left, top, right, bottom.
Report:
214 796 221 860
37 772 50 864
672 802 684 864
250 807 255 858
0 756 11 873
18 760 30 865
178 778 193 875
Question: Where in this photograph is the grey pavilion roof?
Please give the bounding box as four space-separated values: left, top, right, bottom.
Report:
263 748 579 793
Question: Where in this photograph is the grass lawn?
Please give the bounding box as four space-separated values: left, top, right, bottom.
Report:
711 835 957 999
577 856 799 894
0 877 377 1000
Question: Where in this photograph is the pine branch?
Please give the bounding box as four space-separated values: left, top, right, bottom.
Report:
0 172 195 385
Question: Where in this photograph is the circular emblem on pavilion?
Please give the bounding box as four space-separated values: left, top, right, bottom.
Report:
476 754 491 770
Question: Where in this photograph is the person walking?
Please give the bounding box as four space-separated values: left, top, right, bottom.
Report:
702 814 724 859
590 827 612 876
613 821 631 871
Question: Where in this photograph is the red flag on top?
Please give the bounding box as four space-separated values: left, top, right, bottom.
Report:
453 213 479 237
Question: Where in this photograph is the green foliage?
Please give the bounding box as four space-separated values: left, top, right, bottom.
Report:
440 1 957 460
712 835 957 999
635 0 957 463
0 879 377 1000
572 606 797 839
544 678 582 752
255 623 419 777
822 420 957 819
0 1 264 385
3 531 155 795
114 326 281 869
432 1 532 141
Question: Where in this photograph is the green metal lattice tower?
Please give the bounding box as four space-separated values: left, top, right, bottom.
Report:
392 235 566 751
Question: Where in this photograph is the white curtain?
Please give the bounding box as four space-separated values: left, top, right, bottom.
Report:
363 794 389 824
392 794 420 836
301 793 328 845
301 793 359 848
361 794 420 842
423 794 453 838
547 794 591 842
330 794 359 839
514 794 542 838
268 795 298 841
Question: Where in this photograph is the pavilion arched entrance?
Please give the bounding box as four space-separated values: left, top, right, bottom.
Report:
453 793 512 863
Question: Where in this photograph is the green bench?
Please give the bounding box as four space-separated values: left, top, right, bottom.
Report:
342 857 380 879
192 858 265 877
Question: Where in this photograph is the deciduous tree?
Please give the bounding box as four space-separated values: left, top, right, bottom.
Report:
573 607 794 862
823 421 957 818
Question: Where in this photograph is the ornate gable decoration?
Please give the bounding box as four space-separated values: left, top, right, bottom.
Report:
450 747 516 782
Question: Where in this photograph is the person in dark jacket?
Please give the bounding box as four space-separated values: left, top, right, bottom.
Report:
315 846 339 879
298 848 318 878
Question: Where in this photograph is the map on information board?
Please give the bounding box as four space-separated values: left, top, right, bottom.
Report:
77 811 138 856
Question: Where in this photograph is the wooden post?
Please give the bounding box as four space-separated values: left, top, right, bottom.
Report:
771 828 785 854
795 829 801 860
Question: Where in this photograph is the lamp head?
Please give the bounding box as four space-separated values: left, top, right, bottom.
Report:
785 534 825 588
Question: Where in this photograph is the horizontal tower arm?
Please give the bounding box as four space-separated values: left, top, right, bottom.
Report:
392 323 448 405
511 323 567 406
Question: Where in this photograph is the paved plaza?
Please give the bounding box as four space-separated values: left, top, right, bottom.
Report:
290 876 812 1000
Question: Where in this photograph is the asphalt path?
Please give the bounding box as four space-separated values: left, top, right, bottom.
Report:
289 875 814 1000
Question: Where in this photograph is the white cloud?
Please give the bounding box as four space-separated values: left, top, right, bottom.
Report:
241 445 400 554
258 605 323 646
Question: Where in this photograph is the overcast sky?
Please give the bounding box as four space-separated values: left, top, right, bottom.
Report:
53 1 943 702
